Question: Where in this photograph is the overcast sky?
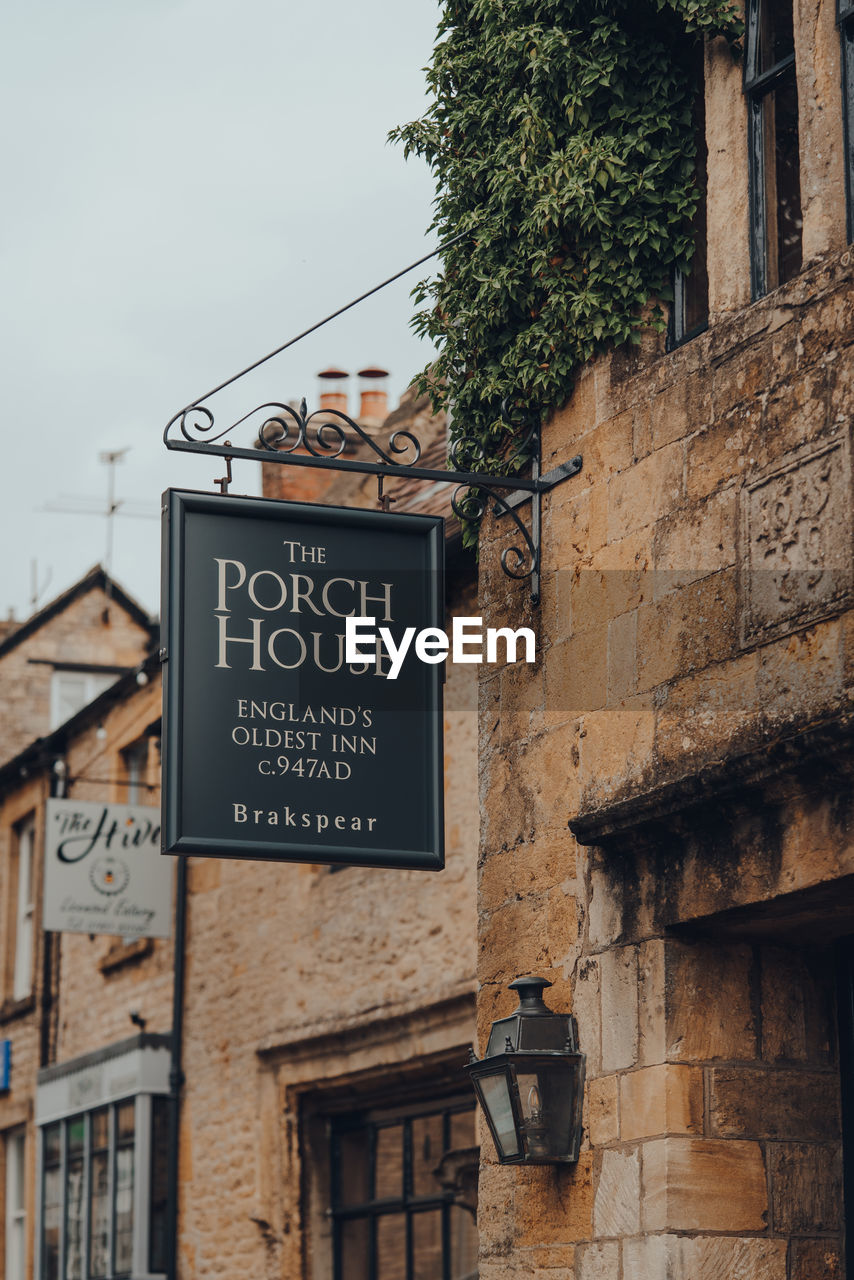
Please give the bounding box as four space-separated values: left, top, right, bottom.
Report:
0 0 442 621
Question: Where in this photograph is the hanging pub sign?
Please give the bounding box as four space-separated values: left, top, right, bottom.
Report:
161 490 444 869
43 799 173 938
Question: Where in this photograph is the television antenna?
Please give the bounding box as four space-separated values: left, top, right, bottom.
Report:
42 448 158 576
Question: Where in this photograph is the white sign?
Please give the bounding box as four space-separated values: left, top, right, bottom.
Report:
43 800 172 939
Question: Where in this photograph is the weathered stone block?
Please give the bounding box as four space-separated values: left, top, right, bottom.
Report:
587 863 623 952
592 1148 640 1238
586 1074 618 1147
762 364 830 463
760 945 834 1066
828 342 854 427
608 441 683 543
569 569 648 640
652 368 713 449
573 956 602 1079
620 1064 703 1141
621 1234 672 1280
638 939 667 1067
548 484 609 571
526 721 584 830
545 370 598 462
756 620 843 736
478 896 549 989
798 287 854 369
577 1241 620 1280
685 401 762 502
665 940 757 1062
607 609 637 703
574 411 636 490
545 626 609 715
546 885 580 973
672 1235 787 1280
769 1142 842 1233
652 649 759 773
709 1067 839 1140
789 1238 843 1280
652 486 737 598
526 1243 576 1269
642 1137 768 1232
600 946 638 1073
636 569 738 693
738 436 853 647
514 1151 594 1246
480 747 535 857
576 701 655 804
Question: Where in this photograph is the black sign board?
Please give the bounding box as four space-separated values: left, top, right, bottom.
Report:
161 490 445 870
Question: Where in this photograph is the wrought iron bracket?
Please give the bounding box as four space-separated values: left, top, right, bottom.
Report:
164 398 582 605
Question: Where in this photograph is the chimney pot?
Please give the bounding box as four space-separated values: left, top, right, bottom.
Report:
317 366 349 416
357 365 389 423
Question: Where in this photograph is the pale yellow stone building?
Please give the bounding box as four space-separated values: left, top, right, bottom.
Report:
1 0 853 1275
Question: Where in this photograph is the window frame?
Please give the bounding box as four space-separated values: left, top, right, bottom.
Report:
37 1096 163 1280
120 741 150 807
5 1126 27 1280
840 0 854 243
49 670 117 733
743 0 803 299
328 1092 478 1280
12 813 36 1003
669 42 710 349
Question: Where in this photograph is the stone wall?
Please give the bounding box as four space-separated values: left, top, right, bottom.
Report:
474 6 853 1275
0 580 152 767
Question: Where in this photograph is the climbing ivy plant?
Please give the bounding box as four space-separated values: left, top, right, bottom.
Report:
391 0 742 524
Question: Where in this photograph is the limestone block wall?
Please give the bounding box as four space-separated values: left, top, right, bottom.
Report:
474 7 853 1270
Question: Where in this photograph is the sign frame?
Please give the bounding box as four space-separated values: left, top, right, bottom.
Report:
43 798 172 938
161 488 446 870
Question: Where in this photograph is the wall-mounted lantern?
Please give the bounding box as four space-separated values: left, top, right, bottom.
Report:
466 976 585 1165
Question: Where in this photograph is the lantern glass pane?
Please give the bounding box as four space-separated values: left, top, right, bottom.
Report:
515 1070 552 1160
515 1061 581 1161
477 1071 519 1158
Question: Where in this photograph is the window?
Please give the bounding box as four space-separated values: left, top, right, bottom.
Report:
841 0 854 242
5 1127 26 1280
329 1095 478 1280
12 814 35 1002
49 670 116 731
120 740 149 806
745 0 803 297
39 1098 169 1280
671 44 709 347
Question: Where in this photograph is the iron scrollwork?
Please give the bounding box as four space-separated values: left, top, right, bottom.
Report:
164 395 573 603
451 485 538 582
165 399 422 468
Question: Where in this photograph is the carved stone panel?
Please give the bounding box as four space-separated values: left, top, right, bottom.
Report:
739 435 853 647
